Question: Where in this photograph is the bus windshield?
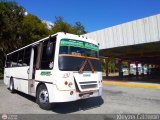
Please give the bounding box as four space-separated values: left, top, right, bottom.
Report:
58 39 101 71
59 39 99 58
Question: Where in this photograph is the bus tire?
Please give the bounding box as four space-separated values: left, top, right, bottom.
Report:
9 78 15 93
36 84 52 110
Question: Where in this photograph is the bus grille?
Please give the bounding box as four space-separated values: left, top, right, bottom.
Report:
79 81 98 89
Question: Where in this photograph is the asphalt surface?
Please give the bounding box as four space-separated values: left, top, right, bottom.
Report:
0 80 160 115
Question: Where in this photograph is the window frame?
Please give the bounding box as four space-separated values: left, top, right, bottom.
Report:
40 36 56 70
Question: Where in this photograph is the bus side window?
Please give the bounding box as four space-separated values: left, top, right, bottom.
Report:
40 37 56 70
17 50 24 67
12 52 18 67
6 55 12 68
23 47 31 66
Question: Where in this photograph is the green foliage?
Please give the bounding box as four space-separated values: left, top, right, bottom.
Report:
122 61 128 66
108 60 118 73
73 22 86 35
101 59 118 73
22 14 51 45
0 1 51 52
0 1 25 75
101 60 106 72
51 16 86 35
0 1 51 75
0 1 25 53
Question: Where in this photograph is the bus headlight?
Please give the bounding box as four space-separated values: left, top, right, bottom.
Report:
63 73 70 78
68 82 73 87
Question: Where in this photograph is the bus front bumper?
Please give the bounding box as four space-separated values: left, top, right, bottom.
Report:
46 83 103 103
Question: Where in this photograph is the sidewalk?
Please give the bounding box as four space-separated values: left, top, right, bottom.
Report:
103 79 160 90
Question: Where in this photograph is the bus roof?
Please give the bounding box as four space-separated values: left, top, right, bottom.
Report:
7 33 58 55
7 32 98 55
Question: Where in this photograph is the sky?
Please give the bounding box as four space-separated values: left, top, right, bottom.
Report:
14 0 160 32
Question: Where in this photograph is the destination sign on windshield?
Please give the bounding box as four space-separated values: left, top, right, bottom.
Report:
60 39 99 51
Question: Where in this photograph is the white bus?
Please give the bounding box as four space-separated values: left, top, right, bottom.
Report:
4 32 103 110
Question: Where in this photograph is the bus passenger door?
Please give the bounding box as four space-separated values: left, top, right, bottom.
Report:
28 47 35 95
34 37 56 83
28 43 42 96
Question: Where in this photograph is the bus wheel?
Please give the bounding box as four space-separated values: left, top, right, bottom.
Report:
9 79 15 93
36 84 52 110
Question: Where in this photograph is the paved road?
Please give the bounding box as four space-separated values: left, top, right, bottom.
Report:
0 80 160 114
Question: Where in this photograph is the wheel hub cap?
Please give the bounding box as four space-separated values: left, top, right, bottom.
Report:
39 90 49 104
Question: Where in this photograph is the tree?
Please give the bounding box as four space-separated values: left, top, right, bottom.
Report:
0 1 51 76
0 1 87 77
51 16 72 34
0 1 25 77
51 16 86 35
22 14 51 45
0 1 25 53
72 22 86 35
0 1 51 52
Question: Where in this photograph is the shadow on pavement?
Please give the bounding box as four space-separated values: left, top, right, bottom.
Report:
51 96 104 114
15 90 104 113
16 91 36 103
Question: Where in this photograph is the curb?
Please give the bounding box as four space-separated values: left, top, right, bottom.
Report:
103 81 160 89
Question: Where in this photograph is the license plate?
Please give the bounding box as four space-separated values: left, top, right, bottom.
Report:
81 94 90 99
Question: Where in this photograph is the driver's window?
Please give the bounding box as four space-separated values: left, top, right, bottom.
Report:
40 37 56 70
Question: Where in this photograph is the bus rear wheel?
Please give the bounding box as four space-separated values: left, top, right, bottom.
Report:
9 79 15 93
36 84 52 110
